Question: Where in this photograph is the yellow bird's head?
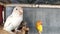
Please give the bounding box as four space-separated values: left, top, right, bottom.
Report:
36 20 42 25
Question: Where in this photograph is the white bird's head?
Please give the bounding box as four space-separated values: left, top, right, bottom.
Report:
13 6 23 15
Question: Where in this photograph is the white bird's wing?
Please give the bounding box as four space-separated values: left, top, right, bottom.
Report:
4 15 12 28
11 15 23 29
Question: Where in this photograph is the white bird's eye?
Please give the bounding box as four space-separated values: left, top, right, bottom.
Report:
16 9 17 10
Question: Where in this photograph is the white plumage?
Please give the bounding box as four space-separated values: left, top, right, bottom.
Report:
3 6 23 33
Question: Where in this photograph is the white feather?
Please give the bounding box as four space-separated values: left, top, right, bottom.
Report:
3 6 23 33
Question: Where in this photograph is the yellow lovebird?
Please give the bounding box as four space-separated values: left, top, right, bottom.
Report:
36 20 43 34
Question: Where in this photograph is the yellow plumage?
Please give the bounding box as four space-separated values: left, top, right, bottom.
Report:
36 20 43 32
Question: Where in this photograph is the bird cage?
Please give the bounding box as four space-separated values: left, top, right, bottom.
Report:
3 4 60 34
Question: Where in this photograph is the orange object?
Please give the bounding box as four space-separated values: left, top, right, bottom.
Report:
36 20 42 25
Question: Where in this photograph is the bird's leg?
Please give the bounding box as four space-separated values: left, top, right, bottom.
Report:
38 31 41 34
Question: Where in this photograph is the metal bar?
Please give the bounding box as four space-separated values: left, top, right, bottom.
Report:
5 4 60 8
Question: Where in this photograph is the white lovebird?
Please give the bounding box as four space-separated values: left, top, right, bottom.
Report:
3 6 23 34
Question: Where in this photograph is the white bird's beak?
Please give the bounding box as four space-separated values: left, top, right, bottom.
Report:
19 11 23 15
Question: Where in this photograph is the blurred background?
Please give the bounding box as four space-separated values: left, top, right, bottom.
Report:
0 0 60 4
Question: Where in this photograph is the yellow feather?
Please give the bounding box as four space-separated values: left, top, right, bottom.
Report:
36 20 43 32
